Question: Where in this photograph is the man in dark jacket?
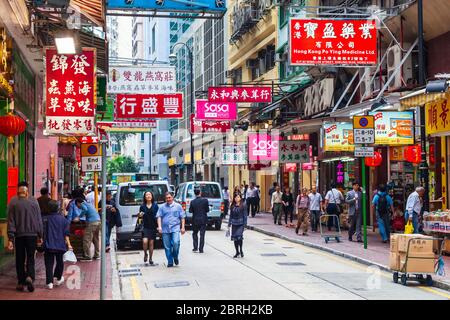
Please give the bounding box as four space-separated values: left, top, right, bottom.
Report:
7 181 43 292
37 187 51 216
189 188 209 253
98 191 122 252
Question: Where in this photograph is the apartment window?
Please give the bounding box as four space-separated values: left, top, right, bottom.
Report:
232 67 242 85
152 135 156 152
140 149 145 158
140 133 145 141
152 26 156 54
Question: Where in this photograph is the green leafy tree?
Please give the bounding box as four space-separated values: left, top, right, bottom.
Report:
107 155 140 181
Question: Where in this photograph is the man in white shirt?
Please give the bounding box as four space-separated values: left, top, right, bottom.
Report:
324 184 344 231
246 183 258 217
405 187 425 234
86 186 102 208
271 186 283 225
308 186 323 232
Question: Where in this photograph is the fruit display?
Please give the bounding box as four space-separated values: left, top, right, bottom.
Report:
423 210 450 222
423 210 450 234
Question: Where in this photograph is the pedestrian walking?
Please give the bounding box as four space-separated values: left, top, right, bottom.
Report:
246 183 258 217
138 191 158 265
271 185 283 225
346 182 363 242
98 191 122 253
156 192 186 267
74 198 101 261
86 186 101 207
308 186 323 232
282 187 294 227
324 183 344 232
42 200 72 289
228 192 247 258
233 186 241 197
372 184 395 243
222 187 230 218
66 187 86 222
255 185 261 215
37 187 51 216
268 182 278 197
295 188 310 235
7 181 43 292
405 186 425 234
189 187 209 253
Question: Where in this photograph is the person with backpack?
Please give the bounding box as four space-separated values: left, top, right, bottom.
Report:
372 184 395 243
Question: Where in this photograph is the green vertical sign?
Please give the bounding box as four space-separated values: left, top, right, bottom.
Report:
96 76 107 113
96 97 114 122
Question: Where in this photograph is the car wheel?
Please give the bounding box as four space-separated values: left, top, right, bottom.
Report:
214 220 222 230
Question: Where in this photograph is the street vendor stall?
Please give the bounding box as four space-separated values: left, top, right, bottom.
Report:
423 210 450 255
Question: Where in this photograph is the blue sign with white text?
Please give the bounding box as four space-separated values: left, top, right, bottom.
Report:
107 0 226 12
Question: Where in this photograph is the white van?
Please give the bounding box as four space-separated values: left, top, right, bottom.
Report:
115 180 169 249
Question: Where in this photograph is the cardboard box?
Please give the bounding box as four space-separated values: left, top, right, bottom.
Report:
398 234 432 253
400 253 435 273
390 234 399 253
443 239 450 254
390 252 407 270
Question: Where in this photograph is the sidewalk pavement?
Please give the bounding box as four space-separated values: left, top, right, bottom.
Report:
242 212 450 291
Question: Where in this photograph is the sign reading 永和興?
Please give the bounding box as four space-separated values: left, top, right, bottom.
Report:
323 122 354 152
190 114 231 134
290 19 377 66
195 100 237 120
208 87 272 103
45 47 96 135
369 111 414 145
279 141 310 164
115 93 183 119
248 133 279 162
108 66 176 94
222 144 248 165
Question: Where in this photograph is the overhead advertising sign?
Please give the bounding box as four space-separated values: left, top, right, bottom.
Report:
290 19 377 66
195 100 237 120
190 114 230 134
248 133 279 162
107 0 226 13
108 65 176 94
208 86 272 103
45 47 96 135
369 111 414 145
222 144 247 165
115 93 183 119
279 141 310 163
323 122 354 152
353 115 375 144
425 99 450 136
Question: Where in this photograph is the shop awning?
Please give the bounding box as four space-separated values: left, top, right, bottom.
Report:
399 87 450 110
330 93 403 118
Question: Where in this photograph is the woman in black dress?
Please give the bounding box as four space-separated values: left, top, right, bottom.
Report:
228 192 247 258
138 191 159 265
282 187 294 227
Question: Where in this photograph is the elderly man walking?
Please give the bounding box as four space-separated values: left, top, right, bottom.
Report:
405 187 425 234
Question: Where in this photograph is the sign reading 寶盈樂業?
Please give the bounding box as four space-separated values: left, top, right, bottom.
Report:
81 143 102 172
45 47 96 135
208 87 272 103
425 99 450 136
115 93 183 119
323 122 354 152
279 141 310 163
353 115 375 144
369 111 414 145
290 19 377 66
108 66 176 94
222 144 247 165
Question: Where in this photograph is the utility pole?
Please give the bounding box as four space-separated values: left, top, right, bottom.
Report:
100 139 107 300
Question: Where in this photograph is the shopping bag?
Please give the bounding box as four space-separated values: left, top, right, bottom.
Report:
225 226 230 238
63 250 77 263
404 221 414 234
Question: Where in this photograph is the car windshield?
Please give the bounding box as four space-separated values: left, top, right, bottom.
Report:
187 184 221 199
119 184 168 206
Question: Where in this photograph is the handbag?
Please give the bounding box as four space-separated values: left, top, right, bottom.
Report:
134 215 144 233
404 220 414 234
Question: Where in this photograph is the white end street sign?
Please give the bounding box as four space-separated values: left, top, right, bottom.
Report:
82 156 102 172
354 147 374 157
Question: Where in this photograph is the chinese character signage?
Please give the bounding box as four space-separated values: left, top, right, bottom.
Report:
45 47 96 135
323 122 354 152
426 99 450 136
248 133 279 162
107 0 226 13
208 86 272 103
290 19 377 66
195 100 237 120
336 161 345 184
115 93 183 119
108 66 176 94
369 111 414 145
190 114 231 134
222 144 247 165
279 141 310 163
353 115 375 144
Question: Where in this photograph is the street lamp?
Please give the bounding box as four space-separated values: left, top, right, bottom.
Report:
170 42 195 181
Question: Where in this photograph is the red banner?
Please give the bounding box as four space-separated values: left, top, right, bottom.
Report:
290 19 377 66
45 47 96 135
208 86 272 103
190 114 231 134
78 136 99 144
115 93 183 119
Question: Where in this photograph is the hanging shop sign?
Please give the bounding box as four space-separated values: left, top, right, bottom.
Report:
279 140 310 163
78 136 99 144
289 19 377 66
107 0 226 13
222 144 247 165
208 86 272 103
190 114 230 134
369 111 414 145
108 65 176 94
44 47 96 135
336 161 345 184
354 146 374 158
323 122 354 152
115 93 183 119
248 162 271 170
195 100 237 120
425 99 450 136
389 146 405 161
248 133 279 162
353 115 375 144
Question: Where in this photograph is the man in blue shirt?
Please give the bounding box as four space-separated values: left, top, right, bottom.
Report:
74 198 100 261
157 192 186 267
372 185 395 243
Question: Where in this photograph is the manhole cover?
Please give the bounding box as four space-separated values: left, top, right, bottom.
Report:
276 262 305 266
130 263 159 268
154 281 190 288
116 251 140 255
260 253 286 257
282 247 294 249
118 272 142 278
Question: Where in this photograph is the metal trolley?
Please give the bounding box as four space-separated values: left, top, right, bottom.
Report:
393 237 443 286
319 214 342 244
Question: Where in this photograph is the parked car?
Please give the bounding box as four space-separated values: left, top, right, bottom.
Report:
175 181 224 230
115 180 169 249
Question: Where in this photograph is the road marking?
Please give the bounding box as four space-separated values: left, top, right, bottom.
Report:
417 286 450 299
123 259 142 300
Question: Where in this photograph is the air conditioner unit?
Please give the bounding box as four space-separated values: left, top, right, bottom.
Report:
386 44 413 91
274 52 287 63
225 70 235 78
246 59 257 69
303 84 319 118
318 78 334 112
373 75 387 93
359 67 373 101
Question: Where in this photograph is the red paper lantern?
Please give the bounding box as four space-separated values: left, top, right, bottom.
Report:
365 151 382 167
405 145 421 164
0 113 26 143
